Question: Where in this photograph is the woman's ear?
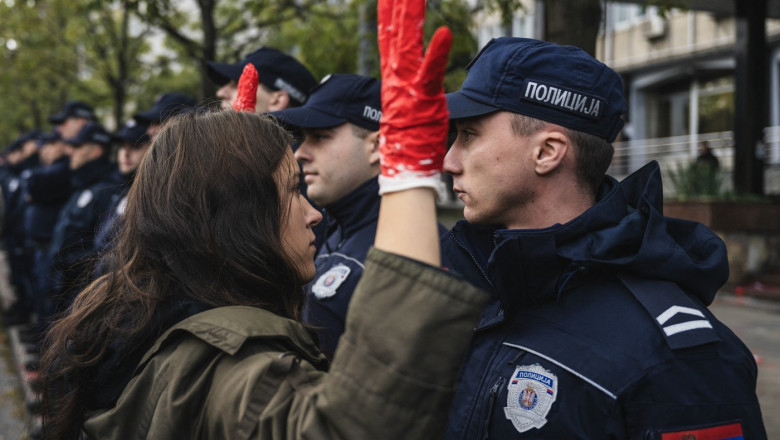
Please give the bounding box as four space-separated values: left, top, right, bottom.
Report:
532 127 570 176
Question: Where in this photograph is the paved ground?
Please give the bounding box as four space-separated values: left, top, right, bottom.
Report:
711 294 780 439
0 329 25 440
0 251 27 439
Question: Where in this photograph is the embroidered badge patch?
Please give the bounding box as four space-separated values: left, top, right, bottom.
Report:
77 190 93 208
312 264 351 299
116 196 128 215
504 364 558 433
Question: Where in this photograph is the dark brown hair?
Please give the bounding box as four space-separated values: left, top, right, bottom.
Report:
39 110 305 439
510 112 614 196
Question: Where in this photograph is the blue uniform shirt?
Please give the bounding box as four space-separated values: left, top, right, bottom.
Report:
46 158 123 302
303 178 381 359
441 161 766 439
23 156 71 243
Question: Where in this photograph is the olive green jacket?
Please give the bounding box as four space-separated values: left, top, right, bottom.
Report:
83 248 487 439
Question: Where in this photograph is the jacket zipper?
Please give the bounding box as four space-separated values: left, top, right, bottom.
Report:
451 233 495 290
481 376 506 440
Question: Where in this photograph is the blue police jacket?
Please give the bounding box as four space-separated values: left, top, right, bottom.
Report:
23 156 71 243
47 158 122 297
441 161 766 439
303 177 380 359
2 155 39 242
93 170 134 255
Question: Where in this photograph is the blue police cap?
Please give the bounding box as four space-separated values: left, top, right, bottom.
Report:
48 101 96 125
447 37 627 142
8 130 43 151
115 120 150 148
207 47 318 106
64 122 114 149
37 131 61 147
134 92 198 124
270 74 382 131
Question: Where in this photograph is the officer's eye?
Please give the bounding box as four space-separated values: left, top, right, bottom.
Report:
459 129 476 142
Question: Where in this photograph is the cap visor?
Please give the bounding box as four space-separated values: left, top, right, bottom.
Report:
446 92 501 120
270 108 346 129
207 61 244 85
48 114 66 124
133 109 161 124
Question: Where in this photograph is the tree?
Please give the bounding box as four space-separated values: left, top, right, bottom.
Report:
0 0 83 143
544 0 602 56
135 0 332 100
77 0 150 125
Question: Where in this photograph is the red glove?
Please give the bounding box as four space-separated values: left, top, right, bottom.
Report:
377 0 452 194
232 63 258 112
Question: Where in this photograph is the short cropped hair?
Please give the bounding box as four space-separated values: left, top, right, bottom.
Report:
510 113 613 196
350 123 375 140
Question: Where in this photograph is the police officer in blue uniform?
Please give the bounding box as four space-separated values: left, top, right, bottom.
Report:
133 92 197 139
48 100 96 140
93 120 150 271
43 122 122 319
207 46 317 112
22 131 72 329
271 74 384 359
0 130 41 325
440 38 766 439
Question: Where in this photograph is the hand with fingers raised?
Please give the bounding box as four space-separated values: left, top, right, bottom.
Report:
377 0 452 195
232 63 259 112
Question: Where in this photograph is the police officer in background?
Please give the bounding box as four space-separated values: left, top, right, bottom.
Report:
207 46 317 112
271 74 383 359
49 100 96 140
22 131 72 331
42 122 122 322
0 130 41 325
438 38 767 438
93 120 150 266
133 92 198 138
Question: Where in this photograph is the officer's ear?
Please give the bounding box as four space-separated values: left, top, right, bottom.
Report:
267 90 290 112
532 125 569 176
366 130 380 166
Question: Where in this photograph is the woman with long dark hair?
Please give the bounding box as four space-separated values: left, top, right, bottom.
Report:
40 0 476 436
39 108 485 439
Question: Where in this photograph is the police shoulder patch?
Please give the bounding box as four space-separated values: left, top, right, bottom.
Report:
116 196 128 215
504 363 558 433
311 264 351 299
77 190 94 208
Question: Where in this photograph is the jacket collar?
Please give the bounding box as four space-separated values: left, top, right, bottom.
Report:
70 157 113 190
322 177 380 237
450 161 728 325
140 305 327 368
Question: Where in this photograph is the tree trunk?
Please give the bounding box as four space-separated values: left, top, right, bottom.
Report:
357 0 377 76
198 0 217 101
543 0 601 56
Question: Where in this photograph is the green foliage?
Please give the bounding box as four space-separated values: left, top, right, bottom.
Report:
0 0 482 148
668 161 724 200
265 1 361 81
426 0 477 92
484 0 525 30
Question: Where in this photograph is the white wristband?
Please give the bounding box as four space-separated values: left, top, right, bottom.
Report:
378 172 446 200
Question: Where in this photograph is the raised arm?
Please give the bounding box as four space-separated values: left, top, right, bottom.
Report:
373 0 452 266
